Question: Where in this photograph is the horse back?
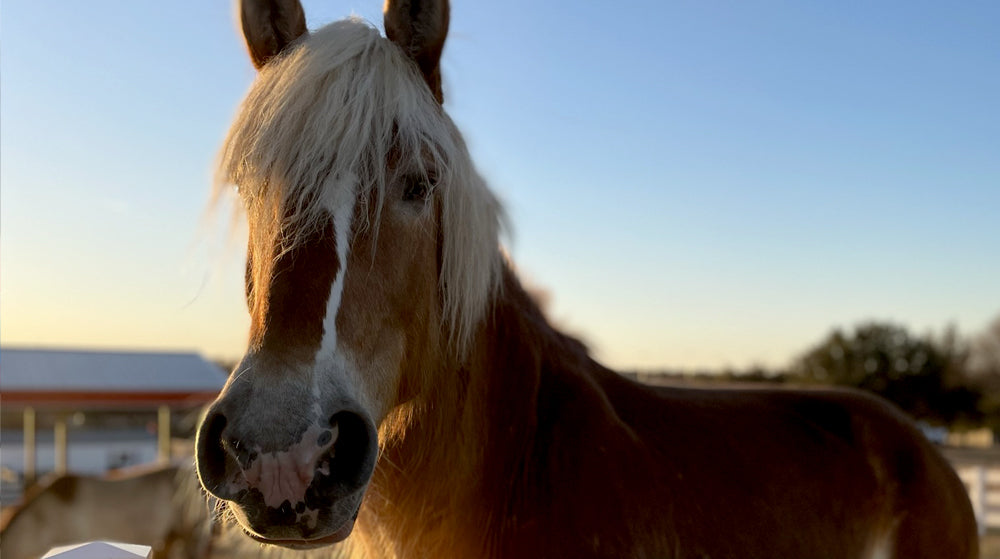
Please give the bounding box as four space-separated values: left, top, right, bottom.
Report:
513 368 978 558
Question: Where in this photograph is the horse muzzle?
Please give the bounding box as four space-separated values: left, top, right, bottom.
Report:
195 399 378 546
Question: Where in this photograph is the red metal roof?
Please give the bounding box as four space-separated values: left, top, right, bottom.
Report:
0 348 227 407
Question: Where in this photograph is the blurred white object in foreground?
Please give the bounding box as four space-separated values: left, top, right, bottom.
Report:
42 541 152 559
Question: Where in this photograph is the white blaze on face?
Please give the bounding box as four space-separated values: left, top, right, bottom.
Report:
307 176 384 424
314 177 359 400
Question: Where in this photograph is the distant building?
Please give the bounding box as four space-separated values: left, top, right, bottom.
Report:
0 347 227 500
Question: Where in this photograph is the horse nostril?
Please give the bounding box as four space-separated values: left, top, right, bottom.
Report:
196 409 230 496
328 411 376 487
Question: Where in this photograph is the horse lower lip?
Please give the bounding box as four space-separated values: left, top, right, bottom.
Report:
248 532 343 549
247 516 355 549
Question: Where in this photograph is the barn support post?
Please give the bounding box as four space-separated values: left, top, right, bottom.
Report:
23 407 36 485
157 405 171 463
54 415 68 475
974 465 987 536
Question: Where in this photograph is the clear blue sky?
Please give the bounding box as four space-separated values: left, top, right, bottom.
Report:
2 1 998 370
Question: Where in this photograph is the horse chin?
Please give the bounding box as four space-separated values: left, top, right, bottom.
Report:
235 500 362 550
243 512 357 549
245 521 354 549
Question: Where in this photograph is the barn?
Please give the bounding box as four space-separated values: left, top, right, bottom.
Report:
0 347 227 502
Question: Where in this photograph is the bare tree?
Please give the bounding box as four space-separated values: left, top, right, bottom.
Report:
969 314 1000 376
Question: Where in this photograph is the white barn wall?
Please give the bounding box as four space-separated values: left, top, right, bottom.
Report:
1 429 157 476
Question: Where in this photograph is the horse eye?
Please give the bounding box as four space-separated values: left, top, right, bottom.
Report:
402 178 431 202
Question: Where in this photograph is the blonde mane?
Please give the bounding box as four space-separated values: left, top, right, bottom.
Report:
215 18 503 354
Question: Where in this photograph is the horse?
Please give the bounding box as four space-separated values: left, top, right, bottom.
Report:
193 1 978 557
0 462 213 559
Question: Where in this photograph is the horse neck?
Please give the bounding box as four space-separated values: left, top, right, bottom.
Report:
361 263 613 557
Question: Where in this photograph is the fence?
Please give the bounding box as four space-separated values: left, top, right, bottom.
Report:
946 447 1000 536
956 465 1000 535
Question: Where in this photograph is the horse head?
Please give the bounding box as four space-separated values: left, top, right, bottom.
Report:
195 0 501 548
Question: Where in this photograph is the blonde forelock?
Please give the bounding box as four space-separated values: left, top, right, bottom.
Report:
215 17 502 356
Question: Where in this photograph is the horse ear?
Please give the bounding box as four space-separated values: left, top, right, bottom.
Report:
383 0 450 103
240 0 308 70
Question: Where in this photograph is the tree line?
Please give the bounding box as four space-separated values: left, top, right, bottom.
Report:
634 314 1000 431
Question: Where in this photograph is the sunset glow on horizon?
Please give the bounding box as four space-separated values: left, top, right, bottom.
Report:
2 1 998 371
